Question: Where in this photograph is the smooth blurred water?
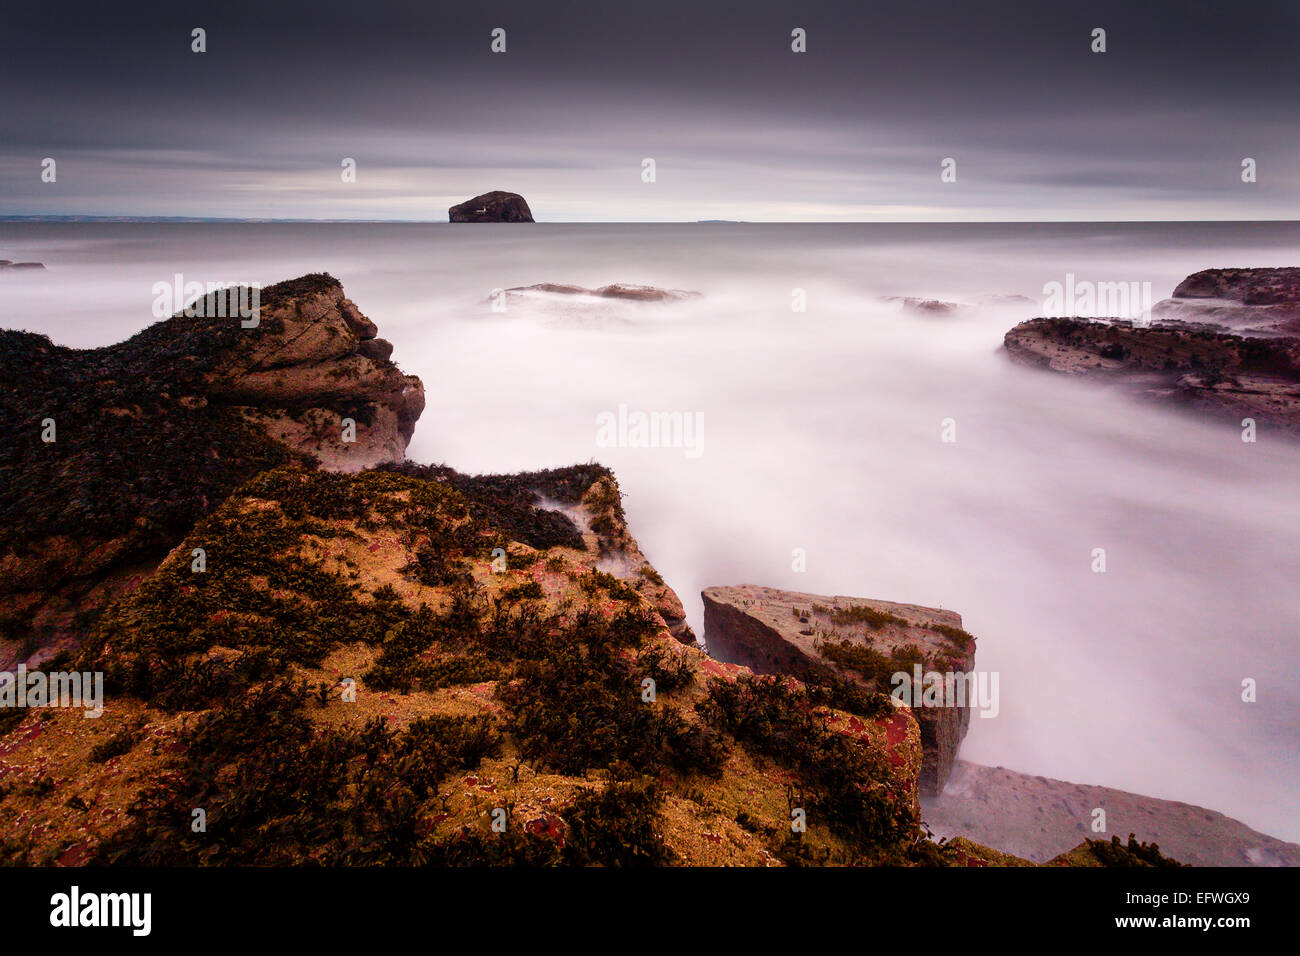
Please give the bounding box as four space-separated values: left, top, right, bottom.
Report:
3 221 1298 841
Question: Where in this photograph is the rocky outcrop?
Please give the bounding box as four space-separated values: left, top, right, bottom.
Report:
702 585 978 794
382 462 697 645
924 761 1300 867
1173 267 1300 305
449 190 534 223
1003 316 1300 433
0 274 424 661
1152 267 1300 333
0 464 927 867
201 277 424 472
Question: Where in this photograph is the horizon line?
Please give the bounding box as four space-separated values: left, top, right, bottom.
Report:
3 215 1300 225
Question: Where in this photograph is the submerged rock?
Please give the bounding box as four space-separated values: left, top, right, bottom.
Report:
975 293 1038 308
505 282 699 303
449 190 534 223
884 296 969 316
490 283 702 330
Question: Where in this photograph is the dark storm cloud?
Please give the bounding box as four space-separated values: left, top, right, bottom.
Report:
2 0 1297 219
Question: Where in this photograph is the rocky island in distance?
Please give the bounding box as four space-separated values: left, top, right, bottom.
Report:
448 190 535 223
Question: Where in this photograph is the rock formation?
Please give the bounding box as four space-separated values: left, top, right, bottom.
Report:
702 585 978 794
925 761 1300 867
884 296 969 316
201 276 424 472
505 282 699 303
0 462 931 867
0 274 424 662
1003 316 1300 433
975 293 1037 308
1174 266 1300 305
381 461 696 646
1152 267 1300 333
449 191 534 223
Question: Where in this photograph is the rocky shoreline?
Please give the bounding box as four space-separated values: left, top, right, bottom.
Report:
1003 317 1300 433
0 276 935 867
0 275 424 665
1 270 1293 866
1003 268 1300 435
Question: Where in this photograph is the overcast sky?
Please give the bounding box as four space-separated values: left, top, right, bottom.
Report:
1 0 1297 221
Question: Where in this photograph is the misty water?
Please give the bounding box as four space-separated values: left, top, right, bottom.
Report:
3 221 1297 842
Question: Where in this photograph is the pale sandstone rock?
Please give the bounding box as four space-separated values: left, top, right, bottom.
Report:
701 584 977 794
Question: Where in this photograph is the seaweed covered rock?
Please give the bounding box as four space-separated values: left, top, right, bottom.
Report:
702 585 978 794
1047 834 1185 867
0 274 424 662
1003 316 1300 434
0 465 930 867
377 461 696 644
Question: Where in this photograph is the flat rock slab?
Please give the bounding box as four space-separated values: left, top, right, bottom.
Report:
924 760 1300 867
1004 316 1300 434
506 282 699 303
